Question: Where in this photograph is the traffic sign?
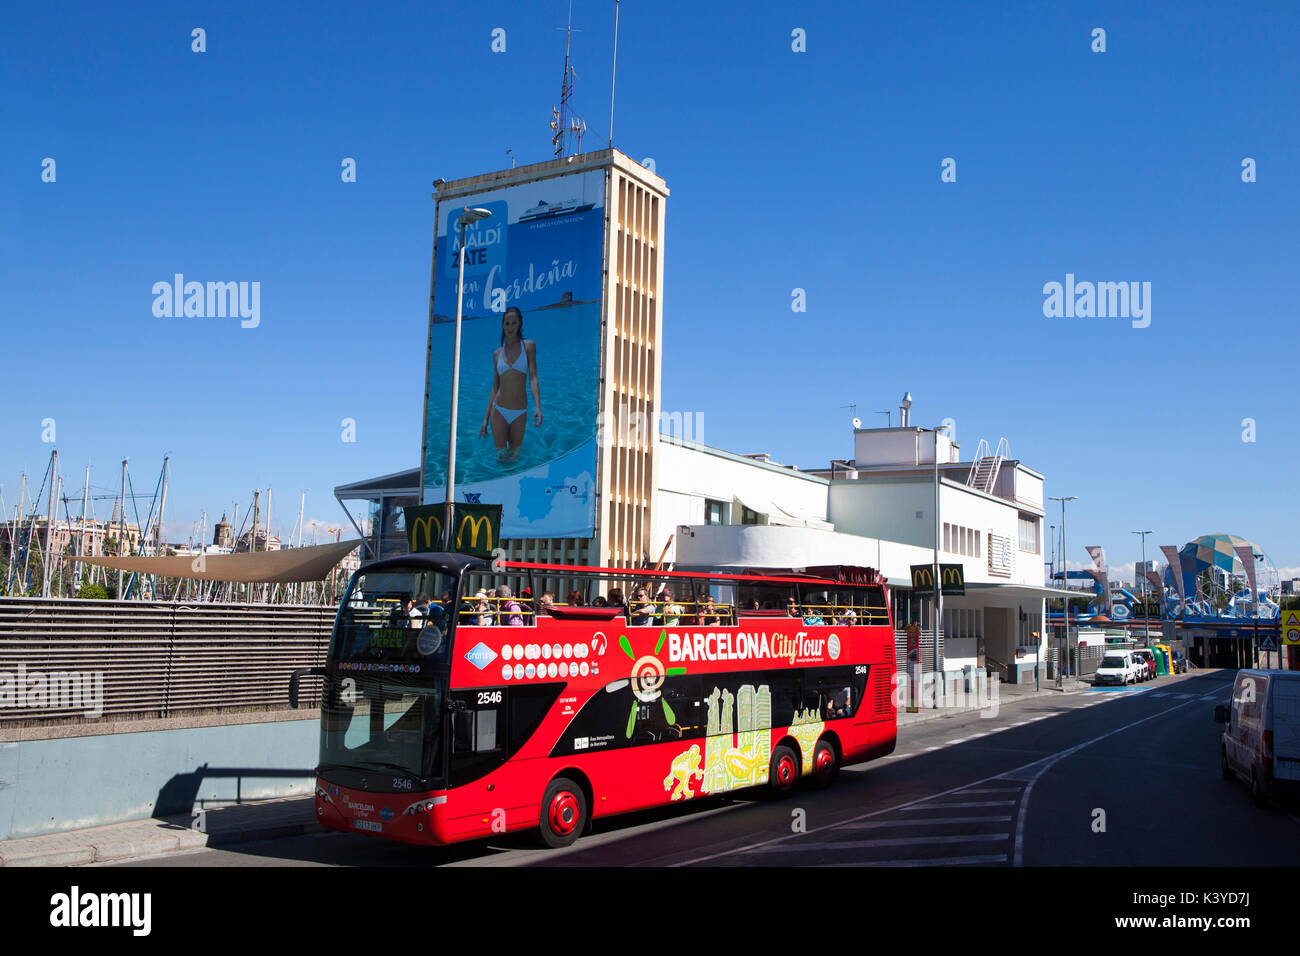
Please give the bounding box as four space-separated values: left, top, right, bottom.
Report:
1259 633 1279 652
1282 609 1300 646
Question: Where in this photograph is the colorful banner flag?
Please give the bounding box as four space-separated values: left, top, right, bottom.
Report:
1159 545 1187 600
1233 545 1258 609
1085 546 1109 607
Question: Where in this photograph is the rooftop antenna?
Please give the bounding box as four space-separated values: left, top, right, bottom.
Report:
877 410 891 427
551 0 586 158
608 0 620 148
507 148 515 168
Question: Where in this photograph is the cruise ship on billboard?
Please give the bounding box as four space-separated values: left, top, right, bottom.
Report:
519 197 595 222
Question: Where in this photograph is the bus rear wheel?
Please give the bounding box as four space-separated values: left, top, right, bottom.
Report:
813 740 837 789
769 745 799 797
539 777 588 848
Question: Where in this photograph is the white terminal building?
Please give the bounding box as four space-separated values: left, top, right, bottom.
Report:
336 148 1061 686
654 396 1054 685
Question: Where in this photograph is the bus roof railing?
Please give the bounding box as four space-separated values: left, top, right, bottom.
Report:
496 560 885 588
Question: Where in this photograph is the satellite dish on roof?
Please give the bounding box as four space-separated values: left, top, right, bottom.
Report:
852 417 862 429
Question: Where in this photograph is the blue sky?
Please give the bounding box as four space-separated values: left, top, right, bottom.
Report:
2 0 1297 576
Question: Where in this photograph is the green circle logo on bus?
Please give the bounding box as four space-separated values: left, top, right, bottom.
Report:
606 630 688 738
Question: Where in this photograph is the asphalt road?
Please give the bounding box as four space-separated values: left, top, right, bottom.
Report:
114 670 1300 867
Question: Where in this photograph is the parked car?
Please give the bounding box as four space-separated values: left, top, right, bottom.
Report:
1132 648 1157 681
1215 669 1300 806
1172 651 1188 674
1095 650 1141 686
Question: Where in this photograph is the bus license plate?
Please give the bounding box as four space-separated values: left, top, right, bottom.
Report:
353 819 384 832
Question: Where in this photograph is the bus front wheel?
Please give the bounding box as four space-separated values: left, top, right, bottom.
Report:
769 745 799 797
539 777 588 848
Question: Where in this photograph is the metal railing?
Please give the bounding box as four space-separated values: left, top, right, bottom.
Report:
0 597 334 724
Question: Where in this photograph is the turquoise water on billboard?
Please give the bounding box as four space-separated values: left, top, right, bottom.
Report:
425 300 599 485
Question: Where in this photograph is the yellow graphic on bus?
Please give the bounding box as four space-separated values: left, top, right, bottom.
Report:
664 683 774 800
664 746 703 801
789 707 826 774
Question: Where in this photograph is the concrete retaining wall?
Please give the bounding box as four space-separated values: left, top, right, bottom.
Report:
0 712 319 840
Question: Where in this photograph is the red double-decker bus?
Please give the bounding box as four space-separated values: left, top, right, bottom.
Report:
290 554 897 848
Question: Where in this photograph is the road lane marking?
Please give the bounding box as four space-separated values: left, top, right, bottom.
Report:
746 833 1007 852
1009 696 1204 866
672 698 1201 867
840 816 1012 828
901 800 1015 809
823 854 1006 867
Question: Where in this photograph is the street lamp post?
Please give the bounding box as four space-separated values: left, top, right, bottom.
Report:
1049 496 1077 686
1253 552 1263 668
444 207 493 551
1132 530 1153 642
931 422 949 707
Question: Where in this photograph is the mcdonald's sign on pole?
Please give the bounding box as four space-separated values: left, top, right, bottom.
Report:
940 564 965 596
911 563 965 596
404 503 502 558
910 565 935 592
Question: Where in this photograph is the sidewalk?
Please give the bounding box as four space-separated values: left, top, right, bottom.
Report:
0 794 318 867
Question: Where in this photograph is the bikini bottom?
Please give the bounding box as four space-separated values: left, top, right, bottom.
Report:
494 404 526 425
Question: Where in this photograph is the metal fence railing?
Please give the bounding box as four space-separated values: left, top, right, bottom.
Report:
0 597 334 724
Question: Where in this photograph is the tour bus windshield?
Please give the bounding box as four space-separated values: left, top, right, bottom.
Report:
332 567 458 666
320 675 443 781
322 565 458 781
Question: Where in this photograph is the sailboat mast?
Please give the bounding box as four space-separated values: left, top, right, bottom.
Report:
43 449 58 597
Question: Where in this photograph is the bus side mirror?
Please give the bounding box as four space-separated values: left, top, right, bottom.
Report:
289 666 326 709
1213 704 1228 723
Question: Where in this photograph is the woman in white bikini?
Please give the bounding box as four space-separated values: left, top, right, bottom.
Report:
480 306 542 462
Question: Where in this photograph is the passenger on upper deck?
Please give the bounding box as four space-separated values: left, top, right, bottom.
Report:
496 585 524 626
657 588 683 626
629 588 655 626
697 593 721 626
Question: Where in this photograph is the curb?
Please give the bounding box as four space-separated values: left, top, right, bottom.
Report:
205 820 320 849
0 811 321 867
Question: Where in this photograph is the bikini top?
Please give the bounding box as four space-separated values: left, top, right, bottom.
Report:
496 343 528 375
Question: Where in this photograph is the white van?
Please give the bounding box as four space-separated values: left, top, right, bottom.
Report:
1094 650 1141 686
1215 669 1300 805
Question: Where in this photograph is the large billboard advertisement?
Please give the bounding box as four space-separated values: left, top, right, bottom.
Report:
422 167 604 539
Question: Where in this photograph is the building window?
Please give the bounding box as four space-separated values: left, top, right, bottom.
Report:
975 530 981 558
943 523 951 551
1018 513 1040 553
704 500 725 526
740 506 761 525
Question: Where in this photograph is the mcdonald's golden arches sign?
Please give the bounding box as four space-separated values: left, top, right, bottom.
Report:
404 503 502 558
